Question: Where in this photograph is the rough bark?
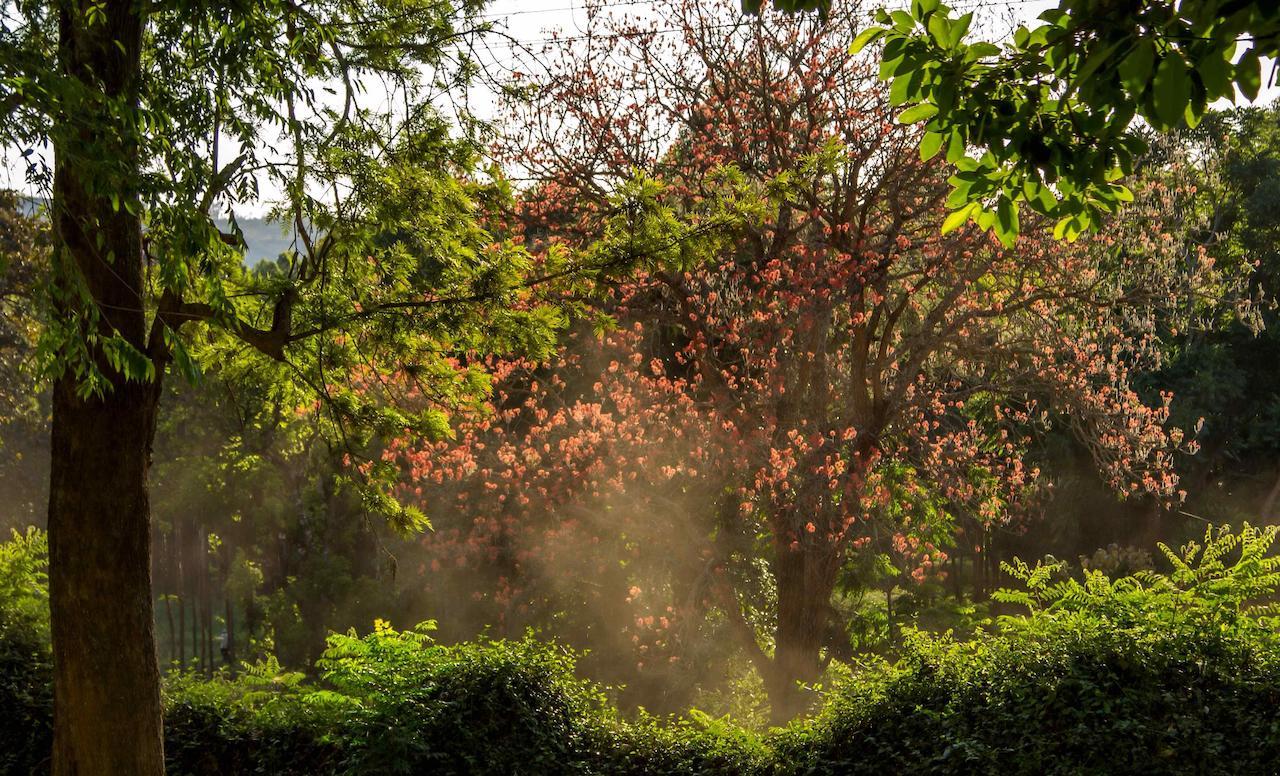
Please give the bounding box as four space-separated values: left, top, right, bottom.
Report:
765 537 840 724
47 0 164 772
48 377 165 776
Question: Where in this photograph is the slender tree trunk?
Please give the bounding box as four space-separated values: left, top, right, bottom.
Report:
178 601 186 669
204 535 214 677
177 518 186 669
1260 463 1280 521
224 597 235 670
950 549 962 600
200 530 211 676
164 593 176 668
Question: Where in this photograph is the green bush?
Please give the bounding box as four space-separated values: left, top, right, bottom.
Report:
162 623 608 775
163 622 762 775
5 525 1280 775
0 528 52 775
778 524 1280 775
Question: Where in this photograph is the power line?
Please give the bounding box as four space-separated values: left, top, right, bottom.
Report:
477 0 659 20
477 0 1049 51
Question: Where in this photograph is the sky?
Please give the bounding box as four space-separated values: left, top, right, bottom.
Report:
475 0 1277 110
3 0 1276 215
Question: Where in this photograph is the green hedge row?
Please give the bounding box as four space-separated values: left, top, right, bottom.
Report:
7 623 1280 775
4 525 1280 775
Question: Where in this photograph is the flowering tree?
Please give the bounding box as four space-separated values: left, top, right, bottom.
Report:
393 0 1224 720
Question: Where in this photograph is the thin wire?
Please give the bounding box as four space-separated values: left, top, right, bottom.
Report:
478 0 1042 22
480 0 1047 51
477 0 658 19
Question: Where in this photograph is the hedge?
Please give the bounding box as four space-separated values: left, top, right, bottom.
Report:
3 525 1280 775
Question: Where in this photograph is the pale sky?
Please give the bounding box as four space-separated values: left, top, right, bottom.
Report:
4 0 1275 213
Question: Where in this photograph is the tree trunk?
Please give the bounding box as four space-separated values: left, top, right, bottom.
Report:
766 537 838 724
1260 463 1280 521
47 0 161 772
164 592 176 668
48 379 165 776
224 596 236 670
200 529 211 676
177 518 186 669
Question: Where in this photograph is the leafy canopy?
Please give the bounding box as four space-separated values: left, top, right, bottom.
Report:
849 0 1280 243
0 0 640 523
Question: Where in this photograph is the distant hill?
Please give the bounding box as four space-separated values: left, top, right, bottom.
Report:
14 195 296 265
215 217 296 265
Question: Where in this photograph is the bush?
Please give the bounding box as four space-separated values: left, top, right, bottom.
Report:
5 525 1280 775
163 623 615 775
778 524 1280 775
163 622 768 775
0 528 52 775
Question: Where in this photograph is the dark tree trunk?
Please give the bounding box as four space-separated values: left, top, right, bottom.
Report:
48 379 165 776
178 600 186 668
177 518 187 668
224 597 235 669
765 537 839 724
164 592 176 668
47 0 162 772
200 529 211 676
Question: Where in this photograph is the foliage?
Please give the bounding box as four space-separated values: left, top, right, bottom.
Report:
780 523 1280 775
5 0 618 536
161 622 767 775
0 193 46 422
0 528 52 775
996 522 1280 640
1143 105 1280 500
5 526 1280 774
402 0 1222 718
849 0 1280 243
0 192 49 528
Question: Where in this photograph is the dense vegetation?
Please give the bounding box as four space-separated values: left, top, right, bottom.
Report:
1 0 1278 771
4 525 1280 774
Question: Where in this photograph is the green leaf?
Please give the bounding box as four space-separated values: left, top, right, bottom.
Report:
964 42 1000 63
880 56 905 80
920 131 944 161
890 73 913 106
941 202 975 234
1236 49 1262 101
1197 50 1232 99
1151 53 1190 128
948 13 973 48
1184 98 1203 128
1071 39 1122 94
1117 38 1155 95
849 26 886 55
927 14 952 48
995 197 1019 245
1022 180 1057 215
889 10 915 32
897 103 939 124
946 179 974 209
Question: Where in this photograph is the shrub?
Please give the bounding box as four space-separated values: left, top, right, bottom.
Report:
5 525 1280 776
777 524 1280 775
0 528 52 775
163 623 619 776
